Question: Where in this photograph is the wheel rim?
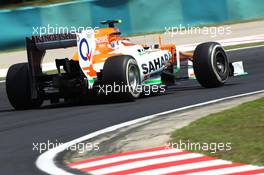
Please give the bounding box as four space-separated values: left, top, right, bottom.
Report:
127 64 140 96
215 50 228 78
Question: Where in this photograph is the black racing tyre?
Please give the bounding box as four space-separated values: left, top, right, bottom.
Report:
6 63 43 110
193 42 229 88
102 55 141 101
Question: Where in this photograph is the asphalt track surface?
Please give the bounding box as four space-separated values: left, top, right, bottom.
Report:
0 46 263 175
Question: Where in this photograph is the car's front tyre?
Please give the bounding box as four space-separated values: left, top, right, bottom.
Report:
193 42 229 88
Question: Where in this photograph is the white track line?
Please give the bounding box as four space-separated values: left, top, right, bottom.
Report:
36 89 264 175
177 34 264 51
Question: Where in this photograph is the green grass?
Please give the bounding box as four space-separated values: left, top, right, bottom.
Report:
224 41 264 50
0 69 60 81
171 97 264 166
184 41 264 54
0 77 5 81
44 69 59 75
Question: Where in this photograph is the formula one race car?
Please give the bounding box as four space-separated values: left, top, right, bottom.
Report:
6 20 245 110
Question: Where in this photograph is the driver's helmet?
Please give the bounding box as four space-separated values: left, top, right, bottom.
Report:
109 34 134 48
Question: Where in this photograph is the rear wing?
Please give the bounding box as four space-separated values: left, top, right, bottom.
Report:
26 33 77 98
26 33 77 74
30 33 77 51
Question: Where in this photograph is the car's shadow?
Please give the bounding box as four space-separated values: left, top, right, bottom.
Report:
0 82 240 112
0 109 15 113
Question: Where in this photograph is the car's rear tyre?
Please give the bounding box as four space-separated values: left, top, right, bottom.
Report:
6 63 43 110
193 42 229 88
102 55 141 101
